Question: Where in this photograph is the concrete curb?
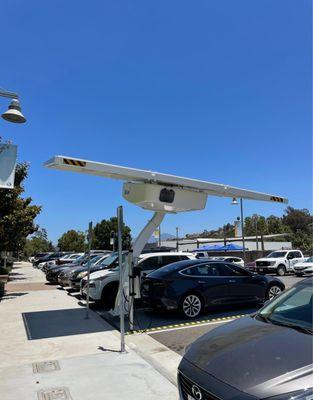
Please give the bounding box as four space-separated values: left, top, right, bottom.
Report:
123 331 182 387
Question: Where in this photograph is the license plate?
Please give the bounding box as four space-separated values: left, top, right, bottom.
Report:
259 268 263 272
187 396 195 400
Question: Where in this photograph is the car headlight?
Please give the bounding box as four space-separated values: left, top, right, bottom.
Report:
269 261 277 266
265 388 313 399
77 271 88 279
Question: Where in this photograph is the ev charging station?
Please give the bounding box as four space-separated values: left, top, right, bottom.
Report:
44 155 288 332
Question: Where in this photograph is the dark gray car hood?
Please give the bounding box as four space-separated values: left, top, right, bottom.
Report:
184 317 313 398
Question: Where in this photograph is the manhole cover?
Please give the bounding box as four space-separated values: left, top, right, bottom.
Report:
33 361 60 373
37 387 72 400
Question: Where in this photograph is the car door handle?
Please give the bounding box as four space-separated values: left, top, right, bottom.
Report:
228 279 236 283
197 281 206 284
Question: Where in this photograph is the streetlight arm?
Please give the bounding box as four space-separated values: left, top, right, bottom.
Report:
0 90 19 100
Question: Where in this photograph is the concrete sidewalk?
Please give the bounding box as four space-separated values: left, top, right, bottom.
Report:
0 263 178 400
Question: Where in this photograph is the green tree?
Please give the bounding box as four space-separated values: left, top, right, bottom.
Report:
57 230 86 252
93 217 131 250
23 228 54 257
266 215 290 234
282 207 313 251
0 163 41 255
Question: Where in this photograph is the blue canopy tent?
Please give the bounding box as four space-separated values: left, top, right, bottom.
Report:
218 243 246 251
194 243 246 252
194 244 224 252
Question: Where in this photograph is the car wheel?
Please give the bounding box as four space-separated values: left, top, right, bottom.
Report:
276 265 286 276
267 285 282 300
180 293 203 319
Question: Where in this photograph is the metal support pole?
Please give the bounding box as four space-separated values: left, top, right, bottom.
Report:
129 212 165 331
255 216 259 251
85 222 93 319
158 224 161 247
110 212 165 332
176 227 179 251
240 199 246 264
117 206 125 353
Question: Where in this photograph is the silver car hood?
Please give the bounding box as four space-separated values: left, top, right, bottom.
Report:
184 317 313 398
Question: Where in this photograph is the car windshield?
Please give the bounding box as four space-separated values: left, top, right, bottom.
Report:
266 251 287 258
97 253 127 268
74 254 87 264
82 254 102 265
305 257 313 263
257 284 313 333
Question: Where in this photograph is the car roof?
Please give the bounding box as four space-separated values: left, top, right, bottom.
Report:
139 252 194 259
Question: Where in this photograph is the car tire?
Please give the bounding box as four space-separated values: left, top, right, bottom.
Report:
101 282 118 311
180 293 203 319
276 265 286 276
266 284 282 300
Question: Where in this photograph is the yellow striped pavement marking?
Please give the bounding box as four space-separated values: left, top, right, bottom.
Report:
125 313 248 335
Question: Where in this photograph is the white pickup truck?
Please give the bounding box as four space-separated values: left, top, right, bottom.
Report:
255 250 305 276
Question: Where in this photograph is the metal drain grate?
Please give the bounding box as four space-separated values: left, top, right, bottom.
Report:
37 387 72 400
33 360 60 373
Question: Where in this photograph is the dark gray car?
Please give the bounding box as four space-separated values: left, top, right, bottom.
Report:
178 278 313 399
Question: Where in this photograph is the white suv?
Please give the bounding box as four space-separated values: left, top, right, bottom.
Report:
80 252 196 309
255 250 305 276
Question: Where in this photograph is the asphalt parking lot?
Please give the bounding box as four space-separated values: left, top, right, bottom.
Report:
66 274 306 356
148 275 305 355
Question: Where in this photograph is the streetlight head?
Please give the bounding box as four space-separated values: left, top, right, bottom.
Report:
2 99 26 124
231 197 238 205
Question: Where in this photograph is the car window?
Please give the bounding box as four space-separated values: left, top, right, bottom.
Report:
293 251 302 258
259 285 313 330
140 256 160 271
181 264 221 276
213 263 238 276
159 256 183 267
225 263 251 276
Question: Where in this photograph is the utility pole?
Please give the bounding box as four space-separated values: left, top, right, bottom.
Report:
117 206 125 353
253 214 259 252
240 199 246 264
85 221 93 319
176 227 179 251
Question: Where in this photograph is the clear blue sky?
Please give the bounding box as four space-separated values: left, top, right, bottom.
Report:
1 0 312 243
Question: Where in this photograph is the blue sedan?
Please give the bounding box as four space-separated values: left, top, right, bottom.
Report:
141 259 285 318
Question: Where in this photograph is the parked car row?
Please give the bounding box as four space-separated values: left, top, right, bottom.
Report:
37 249 286 319
193 249 312 277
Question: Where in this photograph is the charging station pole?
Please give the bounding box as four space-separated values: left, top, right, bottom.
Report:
117 206 126 352
85 221 93 319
